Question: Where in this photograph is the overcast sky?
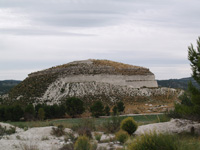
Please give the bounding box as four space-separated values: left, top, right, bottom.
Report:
1 0 200 80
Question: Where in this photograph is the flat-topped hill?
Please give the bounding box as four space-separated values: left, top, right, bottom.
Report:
6 59 182 110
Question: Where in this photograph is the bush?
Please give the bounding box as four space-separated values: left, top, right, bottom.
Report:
71 119 95 138
115 130 129 144
128 132 179 150
77 126 92 138
94 132 102 142
120 117 138 135
101 115 122 133
74 136 91 150
90 101 104 118
51 125 65 137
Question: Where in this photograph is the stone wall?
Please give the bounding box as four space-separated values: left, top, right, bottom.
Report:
58 74 158 88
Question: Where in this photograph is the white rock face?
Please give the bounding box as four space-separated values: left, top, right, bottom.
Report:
135 119 200 135
39 77 179 104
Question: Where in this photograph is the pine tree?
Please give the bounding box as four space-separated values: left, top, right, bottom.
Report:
188 37 200 114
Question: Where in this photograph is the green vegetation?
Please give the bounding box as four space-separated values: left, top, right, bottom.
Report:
66 97 85 118
120 117 138 135
116 101 125 113
172 37 200 120
128 132 179 150
90 101 104 118
104 105 110 116
115 130 129 144
74 136 91 150
0 103 66 121
7 114 169 129
8 73 58 103
51 124 65 137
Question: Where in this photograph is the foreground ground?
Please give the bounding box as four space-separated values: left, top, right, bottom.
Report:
0 114 200 150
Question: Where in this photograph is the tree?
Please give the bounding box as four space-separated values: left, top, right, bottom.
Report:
38 108 45 120
66 97 85 117
104 105 110 116
112 105 118 116
90 101 104 118
188 37 200 114
117 101 125 113
24 104 35 121
12 105 24 121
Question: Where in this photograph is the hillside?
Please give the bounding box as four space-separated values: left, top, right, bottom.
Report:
0 80 21 95
157 77 199 90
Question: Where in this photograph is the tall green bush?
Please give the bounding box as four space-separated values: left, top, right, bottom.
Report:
120 117 138 135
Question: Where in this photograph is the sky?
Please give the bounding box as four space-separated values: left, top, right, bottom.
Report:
0 0 200 80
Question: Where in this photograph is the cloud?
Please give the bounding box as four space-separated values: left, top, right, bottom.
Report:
0 0 199 80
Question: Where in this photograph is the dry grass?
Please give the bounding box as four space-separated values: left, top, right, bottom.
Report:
92 59 141 69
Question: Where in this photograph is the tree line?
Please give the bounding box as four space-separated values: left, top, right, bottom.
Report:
0 97 125 121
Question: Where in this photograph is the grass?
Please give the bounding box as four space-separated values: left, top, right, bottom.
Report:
6 114 170 129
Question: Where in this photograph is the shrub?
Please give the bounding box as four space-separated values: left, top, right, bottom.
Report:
128 132 179 150
120 117 138 135
94 132 102 142
51 125 65 137
90 101 104 118
101 115 122 133
115 130 129 144
77 126 92 138
74 136 91 150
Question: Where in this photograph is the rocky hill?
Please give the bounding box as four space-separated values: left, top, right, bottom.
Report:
7 59 182 113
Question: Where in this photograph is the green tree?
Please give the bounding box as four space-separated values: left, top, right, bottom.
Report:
188 37 200 114
117 101 125 113
12 105 24 121
24 104 35 121
38 108 45 120
112 105 118 116
66 97 85 117
104 105 110 116
90 101 104 118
